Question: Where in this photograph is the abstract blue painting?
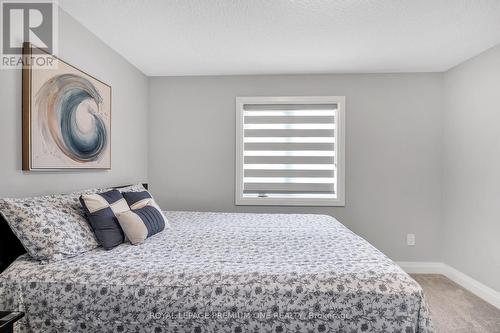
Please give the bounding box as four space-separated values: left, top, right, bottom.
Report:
23 44 111 170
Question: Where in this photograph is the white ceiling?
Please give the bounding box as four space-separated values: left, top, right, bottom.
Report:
59 0 500 76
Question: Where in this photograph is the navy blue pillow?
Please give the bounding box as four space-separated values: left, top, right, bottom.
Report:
80 190 130 250
132 205 165 236
117 191 166 245
122 191 154 209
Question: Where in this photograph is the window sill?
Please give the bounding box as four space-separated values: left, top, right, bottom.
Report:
235 197 345 207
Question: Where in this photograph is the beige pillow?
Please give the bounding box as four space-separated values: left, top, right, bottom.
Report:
115 210 149 245
117 191 166 245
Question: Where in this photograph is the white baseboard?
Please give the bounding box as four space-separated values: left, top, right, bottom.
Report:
396 261 445 274
396 261 500 310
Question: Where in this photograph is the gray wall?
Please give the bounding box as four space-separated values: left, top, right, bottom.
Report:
0 9 149 197
148 73 443 262
442 44 500 291
3 6 497 292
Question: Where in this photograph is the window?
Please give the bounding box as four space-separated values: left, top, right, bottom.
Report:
235 96 345 206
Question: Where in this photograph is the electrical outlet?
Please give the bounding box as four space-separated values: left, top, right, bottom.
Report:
407 234 415 246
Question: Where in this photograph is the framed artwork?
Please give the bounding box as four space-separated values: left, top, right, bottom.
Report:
22 42 111 170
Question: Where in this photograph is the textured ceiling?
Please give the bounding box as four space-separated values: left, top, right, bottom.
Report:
59 0 500 76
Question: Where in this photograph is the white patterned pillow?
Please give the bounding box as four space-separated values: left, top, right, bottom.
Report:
0 188 104 262
116 183 146 193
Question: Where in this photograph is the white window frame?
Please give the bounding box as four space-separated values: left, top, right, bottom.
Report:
235 96 345 206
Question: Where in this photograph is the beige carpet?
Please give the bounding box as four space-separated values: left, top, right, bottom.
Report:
411 274 500 333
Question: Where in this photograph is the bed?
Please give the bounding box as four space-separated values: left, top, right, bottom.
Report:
0 209 432 332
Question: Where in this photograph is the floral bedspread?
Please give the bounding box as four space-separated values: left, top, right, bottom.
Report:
0 211 432 332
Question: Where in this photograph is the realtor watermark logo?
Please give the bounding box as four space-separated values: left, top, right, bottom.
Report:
1 0 58 69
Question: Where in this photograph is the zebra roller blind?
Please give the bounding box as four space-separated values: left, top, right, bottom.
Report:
236 96 345 206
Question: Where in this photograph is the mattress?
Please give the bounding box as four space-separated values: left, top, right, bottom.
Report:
0 211 432 332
